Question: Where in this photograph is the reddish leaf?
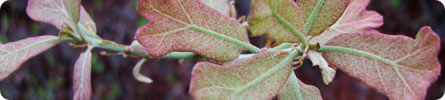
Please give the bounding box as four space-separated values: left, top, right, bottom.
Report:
0 35 59 81
27 0 96 33
320 26 441 100
248 0 305 43
190 51 293 100
279 72 322 100
136 0 249 62
309 0 383 45
299 0 350 36
73 47 92 100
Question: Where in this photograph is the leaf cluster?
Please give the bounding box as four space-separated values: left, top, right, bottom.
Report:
0 0 441 100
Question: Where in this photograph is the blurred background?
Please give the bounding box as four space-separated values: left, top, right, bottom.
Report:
0 0 444 100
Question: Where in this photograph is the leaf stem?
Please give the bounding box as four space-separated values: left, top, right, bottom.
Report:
270 43 294 51
271 10 307 48
289 71 303 100
189 25 261 53
305 0 325 34
317 46 393 65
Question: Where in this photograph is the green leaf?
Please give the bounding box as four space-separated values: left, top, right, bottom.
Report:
136 0 257 62
0 35 60 81
309 0 383 45
278 72 322 100
248 0 306 43
299 0 350 35
308 50 335 85
27 0 96 33
318 26 441 100
190 51 299 100
73 47 92 100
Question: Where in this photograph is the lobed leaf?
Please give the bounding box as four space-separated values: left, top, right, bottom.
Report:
299 0 349 36
320 26 441 100
309 0 383 45
248 0 305 43
308 50 335 85
27 0 96 33
278 72 322 100
190 51 294 100
136 0 250 62
73 47 92 100
0 35 59 81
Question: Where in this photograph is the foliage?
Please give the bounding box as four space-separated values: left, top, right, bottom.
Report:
0 0 441 100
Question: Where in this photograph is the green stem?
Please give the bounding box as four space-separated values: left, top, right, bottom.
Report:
271 10 307 48
270 43 294 51
190 25 261 53
289 71 303 100
305 0 325 34
317 46 393 65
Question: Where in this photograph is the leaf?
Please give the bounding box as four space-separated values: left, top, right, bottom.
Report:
248 0 306 43
0 35 59 81
308 50 335 85
136 0 250 62
73 47 92 100
128 40 146 53
190 51 298 100
201 0 234 16
309 0 383 45
278 72 322 100
27 0 96 33
133 58 153 83
299 0 350 35
248 0 350 42
319 26 441 100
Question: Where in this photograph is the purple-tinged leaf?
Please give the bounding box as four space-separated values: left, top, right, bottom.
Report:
309 0 383 45
136 0 250 62
320 26 441 100
190 51 293 100
308 50 335 85
248 0 306 43
299 0 350 36
73 47 92 100
27 0 96 33
279 72 322 100
0 35 59 81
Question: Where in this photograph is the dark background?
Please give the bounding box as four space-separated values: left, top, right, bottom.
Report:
0 0 444 100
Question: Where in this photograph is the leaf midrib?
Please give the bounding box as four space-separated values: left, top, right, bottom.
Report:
0 37 59 61
228 50 299 99
317 46 426 98
77 47 92 98
148 3 261 53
